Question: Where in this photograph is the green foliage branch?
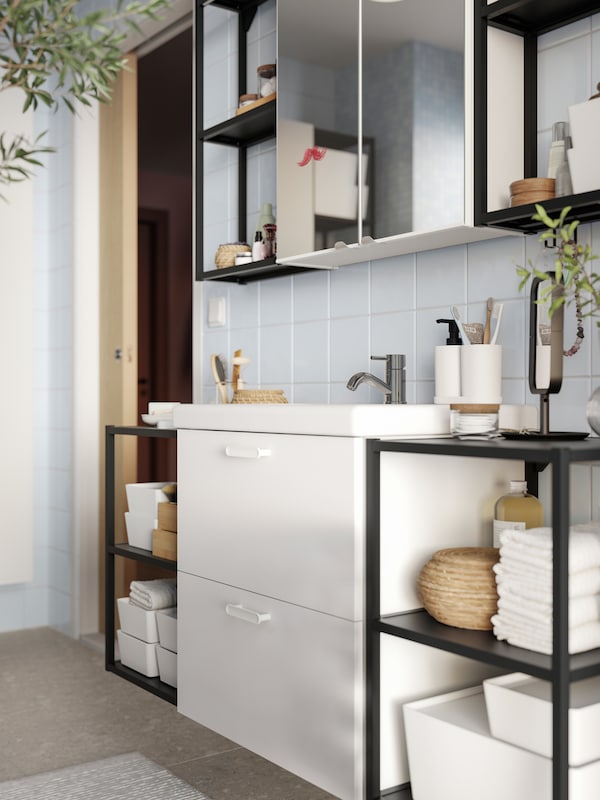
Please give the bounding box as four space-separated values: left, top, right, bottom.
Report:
0 0 169 189
517 204 600 329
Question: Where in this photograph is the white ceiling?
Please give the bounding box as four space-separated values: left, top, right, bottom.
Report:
278 0 464 69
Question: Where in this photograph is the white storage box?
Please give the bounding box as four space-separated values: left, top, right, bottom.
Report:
117 597 159 643
117 629 159 677
126 482 171 516
404 686 600 800
156 607 177 653
157 645 177 688
484 672 600 766
124 511 156 550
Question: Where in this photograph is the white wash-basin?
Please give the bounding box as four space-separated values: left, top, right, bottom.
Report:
173 403 451 437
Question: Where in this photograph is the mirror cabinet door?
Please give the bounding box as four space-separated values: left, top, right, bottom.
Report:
277 0 361 260
362 0 465 238
277 0 466 261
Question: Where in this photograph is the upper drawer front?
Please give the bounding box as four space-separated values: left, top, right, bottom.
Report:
178 429 364 620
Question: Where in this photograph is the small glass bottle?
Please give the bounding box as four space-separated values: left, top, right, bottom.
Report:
493 480 544 547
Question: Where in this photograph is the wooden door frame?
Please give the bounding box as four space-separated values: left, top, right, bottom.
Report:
98 53 139 632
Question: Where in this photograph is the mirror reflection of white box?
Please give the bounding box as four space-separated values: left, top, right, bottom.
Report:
567 98 600 193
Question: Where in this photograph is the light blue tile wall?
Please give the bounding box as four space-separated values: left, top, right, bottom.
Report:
0 97 74 634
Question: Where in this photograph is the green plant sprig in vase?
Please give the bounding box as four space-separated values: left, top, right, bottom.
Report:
517 203 600 432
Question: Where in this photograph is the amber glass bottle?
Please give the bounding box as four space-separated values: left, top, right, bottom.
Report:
493 480 544 547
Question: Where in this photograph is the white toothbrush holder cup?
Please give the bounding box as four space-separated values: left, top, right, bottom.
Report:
460 344 502 404
450 345 503 438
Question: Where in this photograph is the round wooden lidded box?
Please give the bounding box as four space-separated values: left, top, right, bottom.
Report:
509 177 555 207
417 546 499 631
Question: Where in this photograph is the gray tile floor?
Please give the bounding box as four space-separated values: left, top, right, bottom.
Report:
0 627 336 799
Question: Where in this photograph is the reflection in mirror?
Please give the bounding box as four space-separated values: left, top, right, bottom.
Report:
277 0 465 260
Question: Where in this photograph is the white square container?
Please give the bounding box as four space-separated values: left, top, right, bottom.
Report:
484 672 600 766
125 482 171 516
568 99 600 158
117 597 159 643
403 686 600 800
124 511 156 550
117 629 159 677
157 645 177 688
156 607 177 653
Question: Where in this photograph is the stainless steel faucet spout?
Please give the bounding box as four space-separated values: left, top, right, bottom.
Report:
346 354 406 404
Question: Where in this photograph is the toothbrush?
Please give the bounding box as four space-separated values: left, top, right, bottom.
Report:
450 305 470 344
483 296 494 344
490 302 504 345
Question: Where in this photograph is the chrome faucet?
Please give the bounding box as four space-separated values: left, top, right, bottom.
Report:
346 354 406 404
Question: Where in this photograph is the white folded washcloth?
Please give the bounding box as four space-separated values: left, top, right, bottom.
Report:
496 592 600 628
129 578 177 610
498 567 600 601
492 614 600 655
498 525 600 573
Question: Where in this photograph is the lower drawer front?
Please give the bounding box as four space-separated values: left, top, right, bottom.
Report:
177 572 363 800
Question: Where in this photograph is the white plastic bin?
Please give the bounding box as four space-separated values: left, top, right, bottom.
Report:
126 482 171 516
156 607 177 653
157 645 177 687
124 512 156 550
117 629 159 677
484 672 600 766
404 686 600 800
117 597 159 643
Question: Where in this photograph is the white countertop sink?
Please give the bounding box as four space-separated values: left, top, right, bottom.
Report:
173 403 451 437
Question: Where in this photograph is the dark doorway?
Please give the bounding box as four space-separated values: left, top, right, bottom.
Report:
137 26 193 482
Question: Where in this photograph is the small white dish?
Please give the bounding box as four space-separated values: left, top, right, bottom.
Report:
141 413 173 427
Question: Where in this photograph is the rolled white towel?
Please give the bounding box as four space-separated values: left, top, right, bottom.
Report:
498 526 600 573
129 578 176 610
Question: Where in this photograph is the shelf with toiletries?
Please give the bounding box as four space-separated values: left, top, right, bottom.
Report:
365 435 600 800
105 425 178 706
475 0 600 233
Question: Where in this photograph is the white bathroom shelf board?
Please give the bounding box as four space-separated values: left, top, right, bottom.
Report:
278 224 514 270
105 425 177 706
365 436 600 800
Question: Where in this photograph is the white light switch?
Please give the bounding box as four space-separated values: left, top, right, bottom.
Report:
208 297 226 327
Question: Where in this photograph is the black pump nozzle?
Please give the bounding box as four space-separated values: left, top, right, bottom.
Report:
436 318 462 345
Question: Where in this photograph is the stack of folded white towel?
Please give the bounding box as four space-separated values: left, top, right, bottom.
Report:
491 523 600 654
129 578 177 610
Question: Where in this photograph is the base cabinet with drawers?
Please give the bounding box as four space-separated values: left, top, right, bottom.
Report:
176 426 522 799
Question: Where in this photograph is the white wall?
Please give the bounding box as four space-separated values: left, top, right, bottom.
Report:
0 91 34 595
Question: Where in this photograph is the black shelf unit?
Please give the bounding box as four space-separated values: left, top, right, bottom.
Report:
196 0 299 283
365 436 600 800
105 425 177 705
474 0 600 232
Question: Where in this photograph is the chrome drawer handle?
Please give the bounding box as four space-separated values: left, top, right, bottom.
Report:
225 603 271 625
224 446 272 459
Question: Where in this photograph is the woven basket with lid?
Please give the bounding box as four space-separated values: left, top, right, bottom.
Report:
231 389 288 404
215 243 251 269
417 546 499 631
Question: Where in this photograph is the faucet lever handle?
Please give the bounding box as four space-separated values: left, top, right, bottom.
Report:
370 355 387 361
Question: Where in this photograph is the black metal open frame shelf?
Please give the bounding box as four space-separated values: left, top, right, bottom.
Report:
365 436 600 800
474 0 600 233
105 425 178 705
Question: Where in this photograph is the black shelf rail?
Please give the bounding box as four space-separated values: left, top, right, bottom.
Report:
365 436 600 800
474 0 600 232
105 425 178 705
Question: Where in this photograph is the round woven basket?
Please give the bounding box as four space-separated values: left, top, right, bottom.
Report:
417 546 499 631
231 389 288 404
215 243 251 269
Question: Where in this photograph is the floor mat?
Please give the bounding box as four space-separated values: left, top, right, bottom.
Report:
0 752 210 800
